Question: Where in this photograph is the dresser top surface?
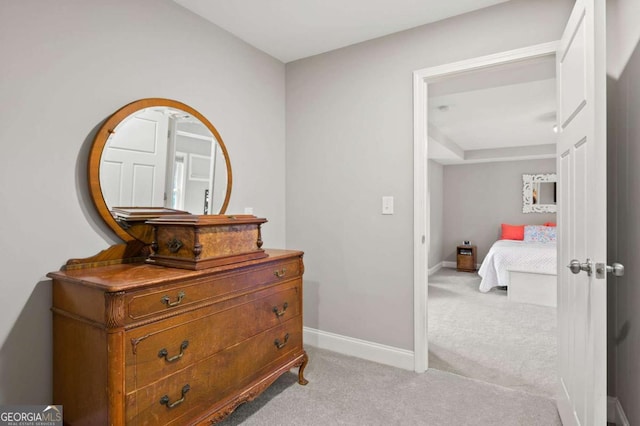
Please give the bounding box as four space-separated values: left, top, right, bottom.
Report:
47 248 303 291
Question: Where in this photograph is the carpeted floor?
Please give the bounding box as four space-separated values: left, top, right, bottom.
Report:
215 267 561 425
218 346 561 425
428 267 558 398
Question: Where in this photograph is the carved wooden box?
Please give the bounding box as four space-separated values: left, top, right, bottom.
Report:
146 214 268 270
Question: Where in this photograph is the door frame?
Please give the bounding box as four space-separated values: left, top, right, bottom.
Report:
412 41 559 373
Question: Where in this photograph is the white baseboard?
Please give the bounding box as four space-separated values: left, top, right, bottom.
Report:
428 262 443 276
608 396 630 426
303 327 414 371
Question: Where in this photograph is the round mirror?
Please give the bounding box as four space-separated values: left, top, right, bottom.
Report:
88 98 232 243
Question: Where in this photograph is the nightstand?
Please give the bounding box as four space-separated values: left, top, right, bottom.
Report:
456 245 477 272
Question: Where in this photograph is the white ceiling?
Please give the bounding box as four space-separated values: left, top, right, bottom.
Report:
428 55 558 165
430 80 556 149
173 0 510 63
173 0 556 165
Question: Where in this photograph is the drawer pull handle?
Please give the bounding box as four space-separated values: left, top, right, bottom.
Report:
159 384 190 409
274 268 287 278
158 340 189 363
161 291 185 307
166 237 184 253
274 333 290 350
272 302 289 317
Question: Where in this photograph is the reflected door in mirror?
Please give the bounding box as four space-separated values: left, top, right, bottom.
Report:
101 109 168 207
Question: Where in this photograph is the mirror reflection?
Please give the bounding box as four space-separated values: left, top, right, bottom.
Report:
532 182 556 205
100 107 228 215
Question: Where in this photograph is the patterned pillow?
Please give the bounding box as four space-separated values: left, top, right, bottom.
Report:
524 225 557 243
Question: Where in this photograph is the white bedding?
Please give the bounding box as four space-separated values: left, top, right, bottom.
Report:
478 240 557 293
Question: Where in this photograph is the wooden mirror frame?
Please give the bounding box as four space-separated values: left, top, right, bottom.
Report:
88 98 233 243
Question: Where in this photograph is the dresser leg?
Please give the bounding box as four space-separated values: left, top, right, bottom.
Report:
298 352 309 385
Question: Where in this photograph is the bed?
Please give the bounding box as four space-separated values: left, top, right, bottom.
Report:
478 228 558 307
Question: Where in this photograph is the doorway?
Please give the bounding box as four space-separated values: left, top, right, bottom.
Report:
412 42 559 373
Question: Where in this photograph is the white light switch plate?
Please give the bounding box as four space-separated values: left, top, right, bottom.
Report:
244 207 254 215
382 196 394 215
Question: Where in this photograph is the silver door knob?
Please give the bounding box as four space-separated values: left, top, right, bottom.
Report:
568 259 592 275
608 263 625 276
595 262 624 278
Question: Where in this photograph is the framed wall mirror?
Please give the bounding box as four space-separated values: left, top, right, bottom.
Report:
522 173 556 213
88 98 232 243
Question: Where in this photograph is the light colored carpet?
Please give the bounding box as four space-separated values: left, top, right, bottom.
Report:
218 346 560 425
428 267 558 398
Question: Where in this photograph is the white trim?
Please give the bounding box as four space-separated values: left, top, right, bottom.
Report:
412 41 558 375
607 396 630 426
303 327 414 371
428 262 443 276
415 41 559 80
413 68 429 373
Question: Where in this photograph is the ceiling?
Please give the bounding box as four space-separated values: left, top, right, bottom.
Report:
173 0 556 165
173 0 510 63
428 55 558 165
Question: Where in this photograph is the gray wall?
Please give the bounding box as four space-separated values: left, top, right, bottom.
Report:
607 25 640 425
442 159 557 264
428 161 444 269
285 0 573 350
0 0 285 404
0 0 580 407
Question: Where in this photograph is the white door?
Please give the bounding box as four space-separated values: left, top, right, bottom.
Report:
556 0 607 424
100 109 168 208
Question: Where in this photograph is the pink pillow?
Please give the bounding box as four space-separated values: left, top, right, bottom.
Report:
501 224 524 240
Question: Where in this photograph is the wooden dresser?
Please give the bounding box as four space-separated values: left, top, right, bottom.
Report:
48 249 308 425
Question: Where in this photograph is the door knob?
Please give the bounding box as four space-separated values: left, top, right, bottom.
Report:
568 259 592 276
595 262 625 278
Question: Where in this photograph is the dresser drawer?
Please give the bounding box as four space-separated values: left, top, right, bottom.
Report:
125 280 301 391
125 318 303 425
125 257 301 322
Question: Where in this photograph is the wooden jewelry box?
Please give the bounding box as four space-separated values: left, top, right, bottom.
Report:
146 214 268 270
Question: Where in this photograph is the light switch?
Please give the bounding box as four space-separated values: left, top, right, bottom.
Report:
244 207 254 215
382 196 394 215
